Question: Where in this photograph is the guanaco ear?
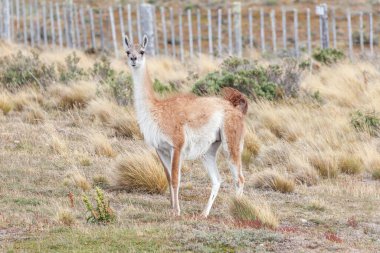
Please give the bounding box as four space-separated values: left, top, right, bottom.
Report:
141 35 148 50
124 34 131 49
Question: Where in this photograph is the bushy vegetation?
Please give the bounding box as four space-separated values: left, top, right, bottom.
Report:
350 110 380 136
0 51 56 90
82 187 116 224
312 48 345 65
0 52 132 105
192 57 301 100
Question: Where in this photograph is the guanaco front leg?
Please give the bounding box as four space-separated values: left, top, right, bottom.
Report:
171 147 182 216
156 149 173 208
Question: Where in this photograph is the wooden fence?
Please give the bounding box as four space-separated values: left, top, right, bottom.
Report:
0 0 377 60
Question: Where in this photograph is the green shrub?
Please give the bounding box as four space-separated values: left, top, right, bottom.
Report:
312 48 345 65
153 79 176 95
350 110 380 136
192 57 301 100
82 187 115 224
0 51 56 90
59 52 87 83
92 56 132 105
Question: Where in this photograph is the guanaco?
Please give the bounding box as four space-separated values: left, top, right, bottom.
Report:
124 35 248 217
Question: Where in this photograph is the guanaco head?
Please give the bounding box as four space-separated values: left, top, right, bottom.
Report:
124 34 148 69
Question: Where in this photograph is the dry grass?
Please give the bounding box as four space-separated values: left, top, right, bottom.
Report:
309 154 339 179
111 111 142 139
112 148 168 194
252 170 295 193
11 90 43 112
57 209 76 226
50 134 68 155
244 128 261 157
49 81 96 109
86 99 117 124
22 106 45 124
338 155 364 175
229 195 278 229
90 133 117 158
0 93 12 115
370 160 380 180
70 171 91 191
307 198 327 211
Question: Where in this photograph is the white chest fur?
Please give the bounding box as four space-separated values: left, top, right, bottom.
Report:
132 66 171 149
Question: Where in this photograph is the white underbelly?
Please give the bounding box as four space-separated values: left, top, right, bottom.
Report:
182 111 223 160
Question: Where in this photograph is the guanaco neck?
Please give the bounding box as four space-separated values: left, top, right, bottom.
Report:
131 59 157 120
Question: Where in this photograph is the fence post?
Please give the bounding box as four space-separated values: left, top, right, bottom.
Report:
307 8 311 55
34 0 40 46
370 12 373 55
316 3 329 49
118 5 124 44
179 10 184 61
56 3 63 48
140 3 155 55
294 9 299 57
359 12 364 53
170 7 175 57
153 6 159 54
227 8 232 55
22 0 27 44
99 9 104 51
42 1 47 46
197 8 201 55
29 1 34 47
347 9 353 60
260 8 265 53
207 8 213 57
49 1 55 48
188 9 193 58
127 4 133 42
282 6 286 50
63 4 69 47
248 8 253 49
233 2 242 57
331 8 336 48
68 4 75 48
109 6 118 58
136 3 141 42
74 5 80 48
270 10 276 54
88 7 95 49
217 8 222 56
3 0 11 40
79 6 87 49
16 0 20 40
160 7 167 56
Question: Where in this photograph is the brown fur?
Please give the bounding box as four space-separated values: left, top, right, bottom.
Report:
222 87 248 115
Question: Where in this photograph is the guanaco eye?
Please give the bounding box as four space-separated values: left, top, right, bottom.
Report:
126 51 130 55
140 51 145 55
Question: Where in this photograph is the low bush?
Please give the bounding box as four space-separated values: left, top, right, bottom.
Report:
0 51 56 90
192 57 301 100
312 48 345 65
58 52 87 83
92 56 132 105
350 110 380 137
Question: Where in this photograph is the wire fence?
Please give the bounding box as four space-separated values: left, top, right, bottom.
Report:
0 0 377 60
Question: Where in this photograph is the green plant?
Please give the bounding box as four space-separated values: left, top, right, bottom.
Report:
350 110 380 136
153 79 175 95
0 51 56 90
92 56 132 105
192 57 301 100
312 48 345 65
82 187 116 224
59 52 87 83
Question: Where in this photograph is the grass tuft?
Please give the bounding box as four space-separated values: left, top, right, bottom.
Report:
112 148 168 194
111 111 142 139
50 135 68 154
22 106 45 124
0 94 12 115
57 209 76 226
229 195 278 229
90 133 117 158
370 160 380 180
338 155 364 175
310 155 339 178
252 170 295 193
50 82 96 109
